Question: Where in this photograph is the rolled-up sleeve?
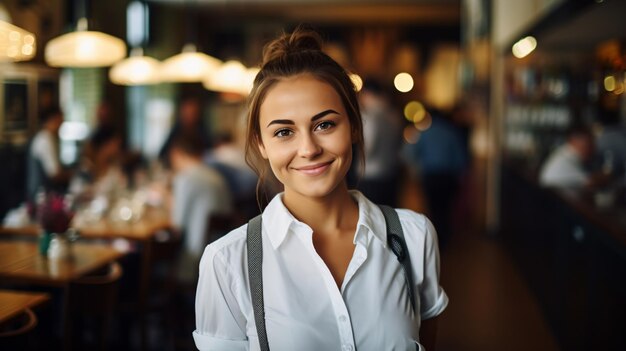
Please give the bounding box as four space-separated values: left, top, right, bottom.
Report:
419 216 448 320
194 245 249 350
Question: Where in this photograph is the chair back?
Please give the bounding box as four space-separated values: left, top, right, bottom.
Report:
0 308 38 349
70 261 123 315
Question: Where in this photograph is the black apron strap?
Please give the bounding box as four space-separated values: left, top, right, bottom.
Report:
246 214 270 351
379 205 417 315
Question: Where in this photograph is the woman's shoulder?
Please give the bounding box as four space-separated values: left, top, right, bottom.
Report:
393 208 428 229
201 222 249 265
392 208 435 243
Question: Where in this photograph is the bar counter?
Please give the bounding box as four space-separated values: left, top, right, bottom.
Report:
500 163 626 350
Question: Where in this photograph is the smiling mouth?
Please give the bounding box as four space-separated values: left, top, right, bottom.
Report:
294 161 334 175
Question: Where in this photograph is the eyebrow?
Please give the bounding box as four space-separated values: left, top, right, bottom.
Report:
266 109 339 127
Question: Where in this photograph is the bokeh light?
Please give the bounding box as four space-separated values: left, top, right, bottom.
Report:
404 101 426 123
394 72 414 93
512 36 537 58
403 125 420 144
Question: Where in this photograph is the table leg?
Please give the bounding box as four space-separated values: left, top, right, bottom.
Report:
62 284 72 351
139 239 153 351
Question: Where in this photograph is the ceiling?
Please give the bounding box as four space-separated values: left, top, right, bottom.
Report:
146 0 461 25
538 0 626 52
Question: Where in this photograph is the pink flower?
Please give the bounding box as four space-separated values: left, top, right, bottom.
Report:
38 193 74 233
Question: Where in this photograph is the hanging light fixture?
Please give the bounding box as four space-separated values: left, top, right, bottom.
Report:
0 20 36 62
109 1 159 85
160 43 221 83
109 47 160 85
203 60 248 93
160 1 221 83
45 17 126 68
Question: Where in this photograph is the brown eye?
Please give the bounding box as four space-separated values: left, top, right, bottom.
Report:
315 121 335 131
274 129 293 138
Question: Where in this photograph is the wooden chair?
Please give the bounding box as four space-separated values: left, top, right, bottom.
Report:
68 261 123 351
0 308 38 350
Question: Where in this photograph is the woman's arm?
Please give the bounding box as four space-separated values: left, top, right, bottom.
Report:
419 316 439 351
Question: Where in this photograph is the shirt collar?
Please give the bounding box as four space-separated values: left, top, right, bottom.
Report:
262 193 297 249
351 190 388 248
261 191 389 250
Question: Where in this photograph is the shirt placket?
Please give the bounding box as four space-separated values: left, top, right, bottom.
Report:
292 224 355 351
296 224 369 351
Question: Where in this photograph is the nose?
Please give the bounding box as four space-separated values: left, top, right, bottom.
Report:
297 133 322 158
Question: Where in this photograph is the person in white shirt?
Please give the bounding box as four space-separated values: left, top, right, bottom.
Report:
194 28 448 351
539 125 607 188
26 106 70 201
169 136 233 282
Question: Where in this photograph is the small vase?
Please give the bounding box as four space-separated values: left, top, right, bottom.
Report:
48 233 72 260
38 231 53 256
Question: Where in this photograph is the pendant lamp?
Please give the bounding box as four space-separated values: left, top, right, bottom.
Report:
160 43 221 83
203 60 246 93
45 18 126 68
203 61 259 95
0 20 36 62
110 48 160 85
242 67 260 95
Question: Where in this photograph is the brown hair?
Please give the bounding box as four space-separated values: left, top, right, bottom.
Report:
245 27 364 209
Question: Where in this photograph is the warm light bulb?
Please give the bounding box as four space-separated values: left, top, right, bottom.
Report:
604 75 616 92
404 101 426 123
512 36 537 58
350 73 363 92
394 72 414 93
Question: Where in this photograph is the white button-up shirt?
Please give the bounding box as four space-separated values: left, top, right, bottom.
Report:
194 191 448 351
539 144 589 187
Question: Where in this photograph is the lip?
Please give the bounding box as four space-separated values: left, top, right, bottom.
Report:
293 161 334 175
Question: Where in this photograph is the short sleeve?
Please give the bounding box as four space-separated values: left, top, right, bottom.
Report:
32 132 60 177
194 246 249 351
419 216 449 320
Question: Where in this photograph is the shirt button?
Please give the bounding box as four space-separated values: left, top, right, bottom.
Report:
339 315 347 322
342 345 353 351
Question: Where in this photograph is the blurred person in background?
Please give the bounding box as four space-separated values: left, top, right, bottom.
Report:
168 136 233 283
595 104 626 179
26 106 71 201
70 127 125 198
204 132 258 218
539 124 610 189
159 96 212 165
356 78 404 207
405 108 468 250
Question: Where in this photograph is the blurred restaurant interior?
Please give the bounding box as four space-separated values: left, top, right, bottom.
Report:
0 0 625 350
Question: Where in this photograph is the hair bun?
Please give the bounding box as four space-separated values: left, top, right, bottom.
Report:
262 28 323 66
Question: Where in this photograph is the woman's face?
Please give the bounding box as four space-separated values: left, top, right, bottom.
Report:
258 74 354 200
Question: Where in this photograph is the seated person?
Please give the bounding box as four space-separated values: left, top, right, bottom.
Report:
539 125 609 188
71 127 125 199
203 133 258 217
168 136 233 282
26 106 71 201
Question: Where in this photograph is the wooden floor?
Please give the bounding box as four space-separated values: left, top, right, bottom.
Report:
400 166 559 351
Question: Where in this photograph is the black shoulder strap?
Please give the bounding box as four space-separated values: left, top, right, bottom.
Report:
246 214 270 351
379 205 417 315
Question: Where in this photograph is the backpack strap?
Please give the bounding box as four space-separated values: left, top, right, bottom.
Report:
379 205 417 315
246 214 270 351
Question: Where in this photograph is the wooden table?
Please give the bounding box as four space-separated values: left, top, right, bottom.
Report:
0 241 125 286
0 289 50 325
1 208 171 350
0 240 124 350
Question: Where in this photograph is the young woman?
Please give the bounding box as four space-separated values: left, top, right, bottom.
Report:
194 28 448 351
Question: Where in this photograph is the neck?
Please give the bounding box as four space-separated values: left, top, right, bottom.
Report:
282 182 359 235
